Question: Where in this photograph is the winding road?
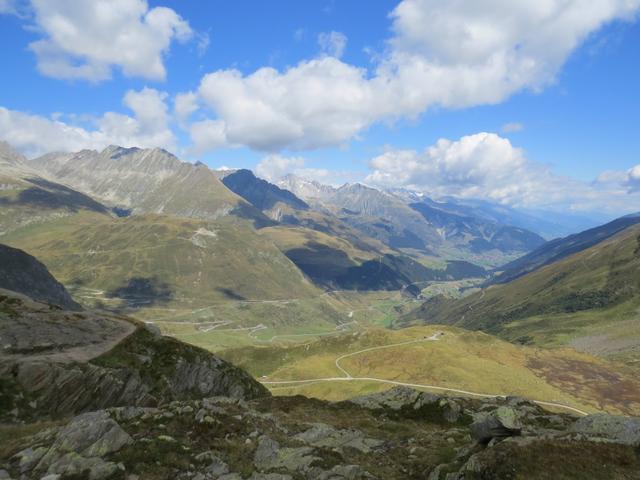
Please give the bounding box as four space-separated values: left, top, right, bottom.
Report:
260 332 590 417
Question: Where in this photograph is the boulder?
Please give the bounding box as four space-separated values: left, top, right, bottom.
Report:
470 406 522 443
13 411 132 480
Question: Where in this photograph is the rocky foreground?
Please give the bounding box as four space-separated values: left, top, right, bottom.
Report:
1 271 640 479
1 387 640 480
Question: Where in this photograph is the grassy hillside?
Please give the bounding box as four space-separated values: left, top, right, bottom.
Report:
219 325 640 416
0 212 325 318
492 213 640 284
0 168 110 237
401 224 640 366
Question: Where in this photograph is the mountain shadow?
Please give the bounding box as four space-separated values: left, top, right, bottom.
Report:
0 177 108 214
217 288 247 300
284 242 485 293
222 169 309 211
107 276 173 308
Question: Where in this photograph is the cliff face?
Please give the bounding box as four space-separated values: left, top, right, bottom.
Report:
0 244 81 310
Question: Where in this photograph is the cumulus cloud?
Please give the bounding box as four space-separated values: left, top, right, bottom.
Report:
174 91 199 125
196 58 375 151
625 165 640 192
28 0 193 81
318 31 347 58
364 132 640 213
188 119 228 155
0 87 175 157
183 0 640 153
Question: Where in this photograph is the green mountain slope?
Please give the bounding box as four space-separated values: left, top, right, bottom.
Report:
492 213 640 284
401 223 640 365
0 212 325 320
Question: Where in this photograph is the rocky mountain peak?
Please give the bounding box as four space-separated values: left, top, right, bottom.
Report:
0 140 27 166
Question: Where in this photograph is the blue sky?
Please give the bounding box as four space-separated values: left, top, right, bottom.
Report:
1 0 639 214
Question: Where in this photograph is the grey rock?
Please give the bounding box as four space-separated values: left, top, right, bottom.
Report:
109 406 160 422
248 474 293 480
470 406 522 443
294 424 383 453
253 436 318 472
14 446 47 473
0 469 10 479
15 411 133 480
204 455 229 476
349 386 439 411
311 464 375 479
571 414 640 446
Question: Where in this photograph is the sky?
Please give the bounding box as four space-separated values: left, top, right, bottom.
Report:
1 0 639 215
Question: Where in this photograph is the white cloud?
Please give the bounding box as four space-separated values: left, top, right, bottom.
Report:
184 0 640 153
256 155 306 182
28 0 192 81
189 119 228 154
196 58 375 151
0 88 175 157
625 164 640 192
502 122 524 133
256 154 358 186
365 132 640 213
174 91 199 125
318 31 347 58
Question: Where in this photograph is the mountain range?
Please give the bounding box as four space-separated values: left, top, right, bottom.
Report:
2 140 640 479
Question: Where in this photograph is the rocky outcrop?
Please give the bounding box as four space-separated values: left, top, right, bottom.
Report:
2 388 640 480
571 414 640 446
348 386 467 424
1 328 269 421
0 244 81 310
12 411 132 479
470 406 522 443
293 423 384 453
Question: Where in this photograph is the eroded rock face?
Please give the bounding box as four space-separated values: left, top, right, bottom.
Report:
571 414 640 446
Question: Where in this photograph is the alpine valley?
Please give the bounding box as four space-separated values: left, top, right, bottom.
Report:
2 132 640 480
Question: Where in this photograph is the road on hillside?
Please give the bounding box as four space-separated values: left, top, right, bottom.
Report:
260 332 590 417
